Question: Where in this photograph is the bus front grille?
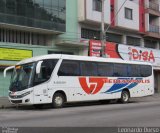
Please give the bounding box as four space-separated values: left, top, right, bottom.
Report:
11 100 22 104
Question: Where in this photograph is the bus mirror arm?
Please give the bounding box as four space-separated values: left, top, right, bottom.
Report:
36 61 43 74
4 66 15 77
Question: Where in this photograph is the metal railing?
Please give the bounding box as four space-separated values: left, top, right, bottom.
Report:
149 2 160 11
149 24 160 33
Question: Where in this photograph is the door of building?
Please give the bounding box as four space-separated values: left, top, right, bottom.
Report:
154 70 160 93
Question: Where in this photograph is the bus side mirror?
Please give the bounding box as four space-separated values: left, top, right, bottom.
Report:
36 61 43 74
4 66 15 77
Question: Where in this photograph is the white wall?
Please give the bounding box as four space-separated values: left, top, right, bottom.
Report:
145 13 149 32
78 0 85 21
78 0 111 24
115 0 139 31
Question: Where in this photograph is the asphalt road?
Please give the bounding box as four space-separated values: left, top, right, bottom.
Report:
0 99 160 128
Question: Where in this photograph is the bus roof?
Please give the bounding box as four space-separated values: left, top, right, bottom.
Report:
17 54 152 66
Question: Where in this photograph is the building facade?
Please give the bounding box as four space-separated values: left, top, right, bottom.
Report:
77 0 160 93
78 0 160 47
0 0 85 96
0 0 160 97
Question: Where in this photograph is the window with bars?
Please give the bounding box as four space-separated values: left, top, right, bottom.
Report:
81 28 100 40
126 36 141 46
81 28 123 43
144 40 157 49
106 33 122 43
0 28 47 45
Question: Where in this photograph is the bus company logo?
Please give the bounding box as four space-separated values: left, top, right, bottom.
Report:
128 47 155 62
79 77 150 94
79 77 107 94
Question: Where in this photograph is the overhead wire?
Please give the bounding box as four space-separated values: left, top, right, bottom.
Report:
105 0 128 33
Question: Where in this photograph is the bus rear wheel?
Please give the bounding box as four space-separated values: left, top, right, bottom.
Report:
52 93 65 108
120 90 130 103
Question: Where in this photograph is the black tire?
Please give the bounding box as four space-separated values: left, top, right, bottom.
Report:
52 93 65 108
120 90 130 103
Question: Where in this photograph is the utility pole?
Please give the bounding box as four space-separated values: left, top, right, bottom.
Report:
101 0 106 57
101 0 128 57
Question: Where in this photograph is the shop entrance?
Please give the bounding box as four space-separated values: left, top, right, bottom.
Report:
154 70 160 93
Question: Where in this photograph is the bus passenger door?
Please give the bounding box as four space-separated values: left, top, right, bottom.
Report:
33 71 49 104
33 83 49 104
33 59 58 104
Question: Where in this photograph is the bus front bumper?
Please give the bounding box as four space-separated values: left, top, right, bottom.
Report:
9 92 34 105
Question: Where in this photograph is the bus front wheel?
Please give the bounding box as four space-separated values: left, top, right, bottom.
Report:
120 90 130 103
52 93 65 108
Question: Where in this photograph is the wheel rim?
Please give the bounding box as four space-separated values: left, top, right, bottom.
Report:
54 96 63 106
122 92 129 102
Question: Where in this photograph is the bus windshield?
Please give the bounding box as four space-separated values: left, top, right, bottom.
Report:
10 63 35 92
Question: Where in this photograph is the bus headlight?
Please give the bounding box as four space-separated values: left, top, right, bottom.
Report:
21 91 33 97
9 90 33 99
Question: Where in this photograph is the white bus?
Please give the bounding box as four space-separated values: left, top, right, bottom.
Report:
4 54 154 108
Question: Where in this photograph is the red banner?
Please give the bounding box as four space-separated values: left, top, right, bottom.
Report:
89 40 102 57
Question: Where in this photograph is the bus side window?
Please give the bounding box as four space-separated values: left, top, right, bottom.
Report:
128 65 141 77
80 61 97 76
58 60 80 76
140 65 152 77
113 64 128 77
97 63 114 77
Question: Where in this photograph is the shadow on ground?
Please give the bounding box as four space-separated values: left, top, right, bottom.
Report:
2 99 140 111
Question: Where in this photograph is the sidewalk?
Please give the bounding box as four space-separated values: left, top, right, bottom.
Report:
131 93 160 102
0 94 160 109
0 97 14 109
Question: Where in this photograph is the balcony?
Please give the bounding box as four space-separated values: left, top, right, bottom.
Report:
149 24 160 33
146 2 160 16
149 2 159 11
145 24 160 39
